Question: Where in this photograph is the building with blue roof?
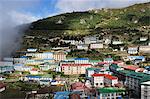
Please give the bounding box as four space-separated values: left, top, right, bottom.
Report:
27 48 37 52
128 56 145 61
25 74 52 82
54 91 80 99
128 56 145 65
74 58 89 64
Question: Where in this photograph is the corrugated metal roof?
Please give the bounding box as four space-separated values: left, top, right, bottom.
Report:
97 87 125 93
74 58 89 60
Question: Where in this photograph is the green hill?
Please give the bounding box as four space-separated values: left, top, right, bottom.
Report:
23 2 150 48
26 2 149 36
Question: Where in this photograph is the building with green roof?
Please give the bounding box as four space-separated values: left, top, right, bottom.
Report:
110 63 150 98
89 60 101 65
125 71 150 98
97 87 126 99
86 68 100 78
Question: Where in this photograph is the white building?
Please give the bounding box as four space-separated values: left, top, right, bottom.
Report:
0 76 5 81
86 68 100 78
103 58 113 64
62 40 76 45
3 58 14 62
77 44 89 50
30 68 40 75
140 37 148 41
14 63 32 71
53 52 66 61
125 72 150 97
26 59 43 65
26 52 53 59
112 41 123 45
141 81 150 99
35 52 53 59
0 61 14 73
92 74 118 87
97 87 125 99
104 38 111 45
92 74 105 87
84 36 98 44
104 74 118 86
61 63 92 75
14 57 27 64
27 48 37 52
127 46 138 54
90 43 103 49
0 61 13 66
139 46 150 53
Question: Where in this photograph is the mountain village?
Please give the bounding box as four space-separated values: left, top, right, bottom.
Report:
0 34 150 99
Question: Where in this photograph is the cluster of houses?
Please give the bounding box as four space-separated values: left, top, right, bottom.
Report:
61 35 150 54
0 44 149 99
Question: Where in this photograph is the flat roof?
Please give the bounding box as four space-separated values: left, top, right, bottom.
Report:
141 81 150 86
74 58 89 60
97 87 125 93
86 67 99 71
126 71 150 82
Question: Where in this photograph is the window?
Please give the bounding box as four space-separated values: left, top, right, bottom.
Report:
96 83 98 86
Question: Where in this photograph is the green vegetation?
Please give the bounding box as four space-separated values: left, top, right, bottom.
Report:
26 2 149 35
67 49 105 60
22 2 150 49
8 81 40 91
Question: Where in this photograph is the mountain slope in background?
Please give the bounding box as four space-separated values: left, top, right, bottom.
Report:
23 2 150 49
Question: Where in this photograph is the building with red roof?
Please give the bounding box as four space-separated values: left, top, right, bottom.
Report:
123 65 139 71
92 73 118 87
61 63 92 75
30 68 40 75
0 82 6 92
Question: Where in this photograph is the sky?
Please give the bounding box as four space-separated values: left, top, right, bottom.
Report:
0 0 150 24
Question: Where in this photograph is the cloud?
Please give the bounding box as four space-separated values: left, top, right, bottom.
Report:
10 11 39 25
55 0 150 13
0 0 40 58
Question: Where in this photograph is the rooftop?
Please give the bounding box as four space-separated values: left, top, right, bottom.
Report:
126 71 150 83
141 81 150 86
89 60 101 62
26 75 41 78
74 58 89 60
110 64 119 69
62 64 92 66
92 73 118 80
104 74 118 80
104 58 113 61
123 65 139 71
97 87 125 93
92 74 105 77
86 67 99 71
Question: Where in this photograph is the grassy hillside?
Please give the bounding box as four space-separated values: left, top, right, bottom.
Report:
26 2 150 36
23 2 150 49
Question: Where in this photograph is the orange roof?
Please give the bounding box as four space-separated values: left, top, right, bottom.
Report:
31 68 39 71
136 68 145 72
92 73 118 80
123 65 138 71
92 74 105 77
104 74 118 80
